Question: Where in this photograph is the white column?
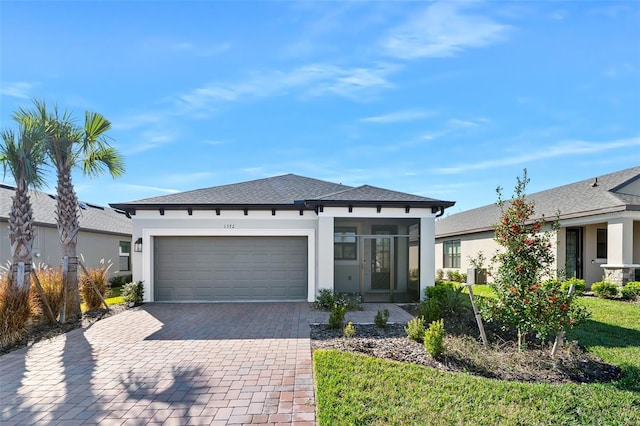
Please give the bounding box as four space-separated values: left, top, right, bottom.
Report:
608 217 633 265
420 216 436 301
316 216 335 298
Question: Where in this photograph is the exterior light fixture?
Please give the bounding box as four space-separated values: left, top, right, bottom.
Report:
134 237 143 252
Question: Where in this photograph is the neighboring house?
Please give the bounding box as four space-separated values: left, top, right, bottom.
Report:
435 166 640 287
0 184 133 276
110 174 455 303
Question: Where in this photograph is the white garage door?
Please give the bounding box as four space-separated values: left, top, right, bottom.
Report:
154 236 308 302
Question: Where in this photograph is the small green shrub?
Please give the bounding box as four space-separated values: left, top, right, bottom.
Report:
315 290 362 311
418 298 442 324
424 319 445 358
109 274 133 288
560 277 586 296
328 303 347 329
621 281 640 300
122 281 144 306
374 308 390 329
405 316 426 342
343 321 356 338
592 280 618 299
422 282 466 318
436 269 444 281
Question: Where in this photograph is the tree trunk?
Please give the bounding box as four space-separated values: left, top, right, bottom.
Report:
8 182 35 292
56 168 81 320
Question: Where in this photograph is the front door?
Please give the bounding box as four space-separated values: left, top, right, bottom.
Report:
362 226 397 293
566 228 583 279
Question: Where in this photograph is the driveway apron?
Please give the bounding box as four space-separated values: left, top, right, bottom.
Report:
0 303 315 425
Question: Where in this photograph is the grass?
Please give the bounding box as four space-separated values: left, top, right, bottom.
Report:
314 286 640 425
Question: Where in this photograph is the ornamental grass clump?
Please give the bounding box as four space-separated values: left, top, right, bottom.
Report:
30 266 64 324
80 259 112 311
0 274 31 347
480 170 589 352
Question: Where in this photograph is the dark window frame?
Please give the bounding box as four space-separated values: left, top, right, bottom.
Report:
443 240 461 268
119 241 131 272
334 226 357 260
596 229 607 259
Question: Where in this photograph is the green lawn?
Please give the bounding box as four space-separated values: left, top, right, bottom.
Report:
80 286 124 311
314 289 640 425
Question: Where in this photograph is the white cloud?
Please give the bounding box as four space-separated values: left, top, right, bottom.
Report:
435 136 640 174
140 39 231 57
361 109 435 123
381 2 510 59
175 63 399 111
119 184 181 195
0 81 38 99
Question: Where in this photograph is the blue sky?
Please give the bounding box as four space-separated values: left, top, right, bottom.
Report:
1 1 639 214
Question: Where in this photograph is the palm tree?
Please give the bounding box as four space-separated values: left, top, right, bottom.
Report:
16 100 125 320
0 115 46 292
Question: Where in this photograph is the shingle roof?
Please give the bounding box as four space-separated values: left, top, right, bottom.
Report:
0 184 132 236
435 166 640 238
111 174 455 212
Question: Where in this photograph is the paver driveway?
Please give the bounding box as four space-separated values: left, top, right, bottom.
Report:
0 303 315 425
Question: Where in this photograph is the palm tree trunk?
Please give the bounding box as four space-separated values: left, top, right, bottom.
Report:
8 182 35 292
56 168 81 319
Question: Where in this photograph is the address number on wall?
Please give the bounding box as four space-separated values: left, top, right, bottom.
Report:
224 224 235 229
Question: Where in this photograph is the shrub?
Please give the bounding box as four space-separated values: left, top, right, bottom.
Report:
80 260 112 311
418 298 442 325
328 303 347 329
315 290 362 311
560 277 586 296
122 281 144 306
343 321 356 338
374 308 390 329
0 275 31 347
31 266 64 324
422 282 466 318
424 319 445 358
592 280 618 299
109 274 133 288
436 269 444 281
621 281 640 301
405 316 426 342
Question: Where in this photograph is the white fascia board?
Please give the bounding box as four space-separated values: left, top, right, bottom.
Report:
318 206 436 218
134 209 314 219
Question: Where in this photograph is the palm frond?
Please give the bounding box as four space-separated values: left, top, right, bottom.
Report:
81 146 125 178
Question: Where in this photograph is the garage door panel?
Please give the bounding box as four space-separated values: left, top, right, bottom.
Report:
154 236 308 302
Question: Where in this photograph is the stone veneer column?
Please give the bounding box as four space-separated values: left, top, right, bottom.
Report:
601 217 638 286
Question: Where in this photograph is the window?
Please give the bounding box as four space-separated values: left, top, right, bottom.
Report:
334 227 357 260
597 229 607 259
443 240 461 268
119 241 131 271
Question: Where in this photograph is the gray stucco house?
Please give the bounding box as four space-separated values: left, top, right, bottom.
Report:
1 184 132 275
111 174 454 303
435 166 640 287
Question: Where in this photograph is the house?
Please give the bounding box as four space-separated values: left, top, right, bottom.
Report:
110 174 455 303
0 184 133 276
435 166 640 287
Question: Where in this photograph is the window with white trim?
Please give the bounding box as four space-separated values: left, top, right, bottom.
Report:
119 241 131 271
443 240 461 268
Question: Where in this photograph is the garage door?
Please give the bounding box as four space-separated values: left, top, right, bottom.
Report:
154 236 308 302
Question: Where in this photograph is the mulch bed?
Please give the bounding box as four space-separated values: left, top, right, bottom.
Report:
311 306 623 385
0 304 129 356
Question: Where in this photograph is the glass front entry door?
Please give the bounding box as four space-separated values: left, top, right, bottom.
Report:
566 228 583 279
362 236 394 292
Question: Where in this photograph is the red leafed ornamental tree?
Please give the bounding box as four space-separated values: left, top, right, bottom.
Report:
481 170 589 351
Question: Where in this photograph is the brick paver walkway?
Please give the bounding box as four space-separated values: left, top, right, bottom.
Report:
0 303 315 425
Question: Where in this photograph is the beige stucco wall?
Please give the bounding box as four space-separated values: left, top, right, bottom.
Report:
0 222 131 277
